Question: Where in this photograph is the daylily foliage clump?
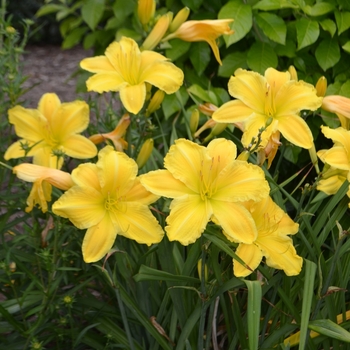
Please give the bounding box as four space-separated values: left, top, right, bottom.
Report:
4 0 350 348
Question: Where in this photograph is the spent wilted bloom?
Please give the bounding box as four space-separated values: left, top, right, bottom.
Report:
212 68 323 149
4 93 97 168
13 163 74 213
80 37 184 114
89 113 130 152
162 19 234 65
140 138 269 245
233 196 302 277
52 146 164 263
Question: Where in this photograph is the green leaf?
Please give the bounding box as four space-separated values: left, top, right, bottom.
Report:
255 13 286 45
342 41 350 53
244 280 262 350
218 1 252 46
112 0 136 24
275 39 296 57
81 0 105 30
296 18 320 50
218 51 248 77
315 38 340 71
187 84 218 105
309 319 350 342
190 42 211 75
320 19 337 37
302 2 335 16
35 4 66 17
162 86 189 119
181 0 203 11
335 10 350 35
339 80 350 97
247 42 278 74
166 39 191 61
253 0 299 10
61 27 88 49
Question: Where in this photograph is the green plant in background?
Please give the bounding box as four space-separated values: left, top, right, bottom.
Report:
3 0 350 349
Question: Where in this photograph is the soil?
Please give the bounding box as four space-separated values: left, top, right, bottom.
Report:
21 45 93 107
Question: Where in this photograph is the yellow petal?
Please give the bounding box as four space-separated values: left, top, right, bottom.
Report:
61 134 97 159
38 93 61 123
25 180 52 213
213 161 269 202
140 50 168 68
258 235 303 276
52 186 105 229
212 100 255 123
165 195 212 245
240 114 273 147
71 163 101 191
80 55 117 73
141 60 184 94
82 214 117 263
4 140 29 160
207 138 237 171
265 68 290 94
86 73 127 93
119 83 146 114
125 178 159 205
164 138 207 193
321 126 350 152
97 146 137 196
111 202 163 245
277 115 313 149
228 69 266 113
211 200 257 244
234 243 262 277
317 147 350 170
140 169 194 198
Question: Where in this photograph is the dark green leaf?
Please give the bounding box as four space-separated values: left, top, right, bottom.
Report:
275 39 296 58
335 10 350 35
309 319 350 342
315 38 340 71
320 19 337 37
81 0 105 30
253 0 299 10
218 1 252 46
218 51 248 77
296 18 320 50
61 27 88 49
302 2 335 16
112 0 136 24
342 41 350 53
181 0 203 11
256 12 286 45
166 39 191 61
247 42 278 74
35 4 67 17
190 42 211 75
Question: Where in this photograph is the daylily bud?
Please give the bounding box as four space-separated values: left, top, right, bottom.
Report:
288 65 298 81
146 90 165 116
169 7 190 33
198 102 218 116
138 0 156 27
145 82 152 101
189 109 199 135
308 143 320 174
194 119 216 138
141 12 173 51
197 258 208 282
203 122 227 142
236 150 250 161
315 76 327 97
6 26 16 35
136 138 154 169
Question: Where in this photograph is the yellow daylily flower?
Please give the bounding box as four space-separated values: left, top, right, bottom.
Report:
80 37 184 115
162 19 234 65
52 146 164 263
233 196 302 277
13 163 74 213
89 113 130 152
212 68 323 149
4 93 97 168
317 165 347 196
140 138 270 245
322 95 350 129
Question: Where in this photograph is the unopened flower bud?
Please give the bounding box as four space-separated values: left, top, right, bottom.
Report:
169 7 190 33
138 0 156 27
308 143 319 174
6 26 16 35
236 150 250 161
189 109 199 135
141 12 173 51
136 139 154 169
288 65 298 81
203 122 227 142
197 258 208 282
198 103 218 116
315 76 327 97
146 90 165 116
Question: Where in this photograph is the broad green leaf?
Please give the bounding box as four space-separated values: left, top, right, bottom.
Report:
187 84 218 105
320 19 337 37
253 0 299 10
342 41 350 53
244 280 261 350
190 42 211 76
296 18 319 50
181 0 203 11
112 0 136 24
35 4 66 17
166 39 191 61
339 80 350 97
61 27 88 49
218 51 248 77
255 13 286 45
247 42 278 74
162 86 189 119
212 87 230 104
275 39 296 57
315 38 340 71
302 2 334 16
335 10 350 35
309 319 350 342
218 1 252 46
116 29 142 42
81 0 105 30
83 32 96 49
